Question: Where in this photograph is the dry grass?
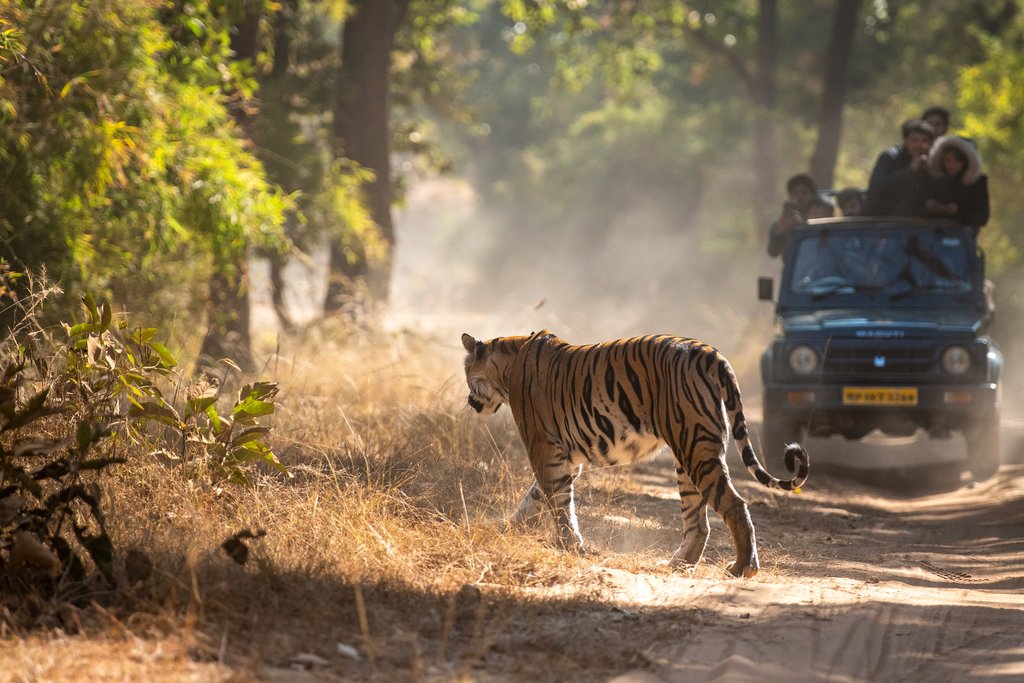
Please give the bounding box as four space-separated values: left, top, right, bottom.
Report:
2 325 708 682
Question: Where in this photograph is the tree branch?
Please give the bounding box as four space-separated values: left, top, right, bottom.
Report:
681 24 757 101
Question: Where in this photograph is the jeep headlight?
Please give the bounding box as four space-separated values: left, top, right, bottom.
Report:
788 345 820 374
941 345 972 375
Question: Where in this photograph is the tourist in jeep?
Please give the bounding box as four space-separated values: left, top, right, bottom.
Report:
863 118 935 217
921 135 990 234
767 173 819 257
921 105 951 138
836 187 865 216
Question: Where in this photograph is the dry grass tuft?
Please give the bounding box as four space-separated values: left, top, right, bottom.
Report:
0 325 727 681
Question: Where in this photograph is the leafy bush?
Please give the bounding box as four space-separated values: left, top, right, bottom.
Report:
0 282 283 593
0 0 290 329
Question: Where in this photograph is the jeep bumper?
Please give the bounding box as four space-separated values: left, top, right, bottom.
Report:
763 381 998 439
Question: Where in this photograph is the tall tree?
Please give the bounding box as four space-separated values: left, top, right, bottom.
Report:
808 0 859 189
197 0 266 372
327 0 411 315
681 1 780 229
753 0 779 226
241 0 383 331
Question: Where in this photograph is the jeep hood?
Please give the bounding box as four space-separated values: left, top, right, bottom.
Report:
780 308 987 335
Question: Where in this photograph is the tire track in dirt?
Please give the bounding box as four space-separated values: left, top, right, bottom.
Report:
571 462 1024 682
601 576 1024 682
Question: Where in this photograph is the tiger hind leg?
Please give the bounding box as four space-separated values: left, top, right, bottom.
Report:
688 447 759 578
667 469 711 570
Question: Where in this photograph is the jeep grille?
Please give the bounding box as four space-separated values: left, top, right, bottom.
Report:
823 345 936 375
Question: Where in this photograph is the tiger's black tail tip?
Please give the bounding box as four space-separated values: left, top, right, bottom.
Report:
783 442 810 489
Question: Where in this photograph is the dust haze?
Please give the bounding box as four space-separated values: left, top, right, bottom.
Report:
385 177 1024 425
388 177 775 383
252 170 1024 433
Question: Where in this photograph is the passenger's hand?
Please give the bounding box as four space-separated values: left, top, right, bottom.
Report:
777 204 798 230
926 199 957 216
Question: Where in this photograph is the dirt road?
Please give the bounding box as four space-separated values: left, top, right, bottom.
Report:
498 446 1024 683
616 464 1024 682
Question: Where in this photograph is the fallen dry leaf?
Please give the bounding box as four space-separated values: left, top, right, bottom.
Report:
0 495 26 525
9 530 62 575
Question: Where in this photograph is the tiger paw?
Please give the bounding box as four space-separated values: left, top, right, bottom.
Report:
726 560 759 578
661 558 698 574
564 541 593 557
668 544 707 568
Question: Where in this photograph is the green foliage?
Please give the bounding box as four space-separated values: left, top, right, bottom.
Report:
957 13 1024 275
132 371 287 484
153 376 288 484
2 0 1021 321
407 0 1024 278
0 288 147 587
0 280 284 590
0 0 289 324
311 161 385 265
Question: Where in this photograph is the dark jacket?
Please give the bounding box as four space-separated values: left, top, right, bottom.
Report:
867 145 912 191
920 136 990 230
863 145 929 218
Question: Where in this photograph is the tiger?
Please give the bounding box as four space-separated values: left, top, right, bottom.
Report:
461 330 809 578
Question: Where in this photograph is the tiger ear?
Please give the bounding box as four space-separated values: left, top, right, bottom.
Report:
461 333 477 352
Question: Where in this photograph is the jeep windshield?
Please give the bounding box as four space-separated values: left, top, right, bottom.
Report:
784 220 982 306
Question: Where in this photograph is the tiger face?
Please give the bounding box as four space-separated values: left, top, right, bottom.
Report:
461 333 507 415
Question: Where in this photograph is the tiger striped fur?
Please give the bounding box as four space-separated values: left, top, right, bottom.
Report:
461 330 809 578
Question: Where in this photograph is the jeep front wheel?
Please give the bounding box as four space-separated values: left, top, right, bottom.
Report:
965 409 1000 480
761 409 805 475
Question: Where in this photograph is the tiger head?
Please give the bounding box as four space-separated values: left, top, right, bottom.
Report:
461 333 512 415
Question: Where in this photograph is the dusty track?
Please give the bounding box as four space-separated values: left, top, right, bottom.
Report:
625 468 1023 681
514 451 1024 683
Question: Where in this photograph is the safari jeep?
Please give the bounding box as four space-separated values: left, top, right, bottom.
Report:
758 217 1002 479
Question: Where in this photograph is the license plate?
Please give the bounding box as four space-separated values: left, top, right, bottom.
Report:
842 387 918 406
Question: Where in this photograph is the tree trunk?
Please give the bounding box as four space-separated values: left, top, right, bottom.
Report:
753 0 779 232
268 249 295 333
198 265 254 374
327 0 411 316
265 0 299 332
809 0 859 189
197 0 263 374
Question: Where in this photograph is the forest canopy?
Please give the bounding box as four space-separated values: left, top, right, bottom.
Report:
2 0 1023 354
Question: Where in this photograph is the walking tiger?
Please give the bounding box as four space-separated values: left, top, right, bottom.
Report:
461 330 809 577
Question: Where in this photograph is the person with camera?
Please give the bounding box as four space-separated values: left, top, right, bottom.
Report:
767 173 819 257
863 118 936 217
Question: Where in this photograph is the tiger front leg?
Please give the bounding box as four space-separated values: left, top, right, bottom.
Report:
507 481 546 528
533 455 585 553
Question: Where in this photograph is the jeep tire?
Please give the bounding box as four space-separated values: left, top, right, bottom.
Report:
761 409 805 475
965 409 1000 480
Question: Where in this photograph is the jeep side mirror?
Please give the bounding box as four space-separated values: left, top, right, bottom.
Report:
758 276 773 302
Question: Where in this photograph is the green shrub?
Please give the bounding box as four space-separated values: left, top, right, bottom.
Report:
1 281 283 593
